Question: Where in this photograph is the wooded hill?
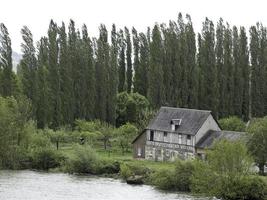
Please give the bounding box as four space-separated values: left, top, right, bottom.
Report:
0 13 266 128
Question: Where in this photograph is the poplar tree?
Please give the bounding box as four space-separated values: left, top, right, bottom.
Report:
125 27 132 93
135 32 149 97
36 37 49 128
185 14 197 108
239 27 249 120
132 27 141 93
47 20 61 129
106 24 118 124
250 24 264 117
216 18 226 117
199 18 218 117
20 26 37 117
81 24 95 120
58 22 73 124
0 23 17 97
95 24 109 121
223 23 234 115
148 24 164 108
118 30 126 92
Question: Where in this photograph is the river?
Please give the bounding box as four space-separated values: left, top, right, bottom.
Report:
0 170 208 200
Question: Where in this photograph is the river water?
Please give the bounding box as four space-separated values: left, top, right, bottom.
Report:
0 170 207 200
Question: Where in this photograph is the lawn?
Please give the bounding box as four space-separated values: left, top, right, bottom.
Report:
58 143 175 172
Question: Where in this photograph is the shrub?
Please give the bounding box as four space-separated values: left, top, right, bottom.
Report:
218 116 246 131
65 145 99 174
173 160 195 192
30 147 63 170
150 169 175 190
120 163 133 179
217 176 267 200
98 160 120 174
120 163 150 180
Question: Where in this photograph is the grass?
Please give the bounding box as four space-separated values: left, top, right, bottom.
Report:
57 142 175 172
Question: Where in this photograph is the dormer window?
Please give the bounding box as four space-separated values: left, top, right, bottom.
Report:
171 119 182 131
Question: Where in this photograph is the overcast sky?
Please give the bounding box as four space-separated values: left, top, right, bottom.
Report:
1 0 267 53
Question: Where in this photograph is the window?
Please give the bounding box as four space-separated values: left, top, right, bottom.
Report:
175 125 179 131
137 148 142 157
178 134 182 144
150 131 154 141
187 135 191 145
164 132 167 137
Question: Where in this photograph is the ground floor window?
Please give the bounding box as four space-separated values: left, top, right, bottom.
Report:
137 147 142 157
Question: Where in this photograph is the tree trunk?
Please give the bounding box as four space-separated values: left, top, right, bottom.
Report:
56 141 59 150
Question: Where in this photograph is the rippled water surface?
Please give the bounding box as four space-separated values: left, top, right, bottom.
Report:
0 170 207 200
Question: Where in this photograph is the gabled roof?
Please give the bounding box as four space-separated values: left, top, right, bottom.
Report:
196 130 246 149
147 106 211 135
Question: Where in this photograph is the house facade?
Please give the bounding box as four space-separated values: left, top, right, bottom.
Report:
132 106 244 161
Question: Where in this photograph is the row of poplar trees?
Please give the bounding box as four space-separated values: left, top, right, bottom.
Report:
0 13 266 129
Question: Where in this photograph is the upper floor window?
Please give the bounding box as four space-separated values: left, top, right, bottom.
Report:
187 135 191 145
164 132 168 137
150 130 154 141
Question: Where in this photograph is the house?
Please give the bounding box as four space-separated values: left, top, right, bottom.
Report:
132 106 245 161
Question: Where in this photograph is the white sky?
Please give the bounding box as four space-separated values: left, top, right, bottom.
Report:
1 0 267 53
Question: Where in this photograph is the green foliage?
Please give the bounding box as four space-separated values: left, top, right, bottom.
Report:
115 123 138 154
219 116 246 131
116 92 149 126
75 119 114 149
30 147 63 170
65 145 99 174
191 140 257 199
150 169 175 190
247 117 267 175
120 162 150 180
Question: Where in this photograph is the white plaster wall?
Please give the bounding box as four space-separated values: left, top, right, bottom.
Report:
195 114 221 144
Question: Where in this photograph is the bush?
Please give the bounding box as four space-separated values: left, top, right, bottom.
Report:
219 116 246 131
150 169 175 190
217 176 267 200
65 145 100 174
98 160 120 174
30 148 63 170
120 163 150 180
173 160 195 191
120 163 133 179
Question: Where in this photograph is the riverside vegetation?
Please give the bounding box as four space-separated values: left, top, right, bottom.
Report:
1 12 267 200
0 96 267 200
